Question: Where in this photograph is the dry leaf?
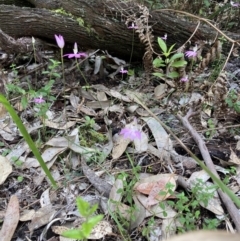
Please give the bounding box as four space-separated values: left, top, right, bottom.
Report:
0 195 19 241
129 195 146 230
53 221 112 240
0 103 7 118
28 205 56 233
112 134 131 159
133 130 148 153
154 84 167 99
187 172 224 215
88 220 112 239
20 210 35 222
134 174 176 206
0 155 12 185
229 147 240 165
44 119 76 129
40 188 52 207
143 117 173 156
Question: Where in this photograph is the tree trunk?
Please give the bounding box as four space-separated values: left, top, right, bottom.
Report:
0 0 239 59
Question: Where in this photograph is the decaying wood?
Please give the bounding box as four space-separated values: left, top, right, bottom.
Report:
0 0 239 59
0 29 46 54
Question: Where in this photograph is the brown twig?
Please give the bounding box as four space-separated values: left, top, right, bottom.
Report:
177 109 240 231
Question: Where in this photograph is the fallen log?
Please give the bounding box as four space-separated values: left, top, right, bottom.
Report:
0 0 239 59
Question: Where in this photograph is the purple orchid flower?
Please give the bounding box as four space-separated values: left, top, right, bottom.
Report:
64 42 87 58
54 34 65 49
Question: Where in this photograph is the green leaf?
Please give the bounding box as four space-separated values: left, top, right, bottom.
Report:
62 229 85 239
170 60 187 67
52 73 61 78
234 102 240 113
127 69 135 76
81 222 93 237
88 203 99 215
88 215 104 226
81 215 103 237
167 71 179 78
17 176 24 182
76 197 90 217
21 96 28 109
153 72 165 78
169 53 184 62
153 58 165 68
157 37 167 53
166 44 176 56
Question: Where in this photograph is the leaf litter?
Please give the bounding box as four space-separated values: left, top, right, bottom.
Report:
0 36 240 241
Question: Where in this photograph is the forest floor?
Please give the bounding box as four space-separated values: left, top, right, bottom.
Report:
0 13 240 241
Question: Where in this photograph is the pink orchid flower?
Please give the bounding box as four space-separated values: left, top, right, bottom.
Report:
64 42 87 58
185 45 198 58
120 67 128 74
34 96 45 104
180 75 189 82
161 34 167 41
128 23 138 29
231 1 240 7
120 127 141 141
54 34 65 49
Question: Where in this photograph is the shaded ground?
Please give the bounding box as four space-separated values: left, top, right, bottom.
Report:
0 14 240 241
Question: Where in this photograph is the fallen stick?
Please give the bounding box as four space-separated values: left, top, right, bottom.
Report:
177 109 240 231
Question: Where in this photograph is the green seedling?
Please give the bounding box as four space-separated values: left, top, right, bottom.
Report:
206 118 216 139
165 179 220 232
153 37 187 79
225 89 240 113
62 197 103 240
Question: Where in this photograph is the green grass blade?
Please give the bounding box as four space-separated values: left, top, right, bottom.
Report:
0 94 57 188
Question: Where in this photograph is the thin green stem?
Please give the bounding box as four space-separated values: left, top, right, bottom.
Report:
75 58 89 86
129 30 135 65
61 48 65 84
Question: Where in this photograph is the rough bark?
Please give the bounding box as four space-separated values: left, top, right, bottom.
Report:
0 0 239 59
